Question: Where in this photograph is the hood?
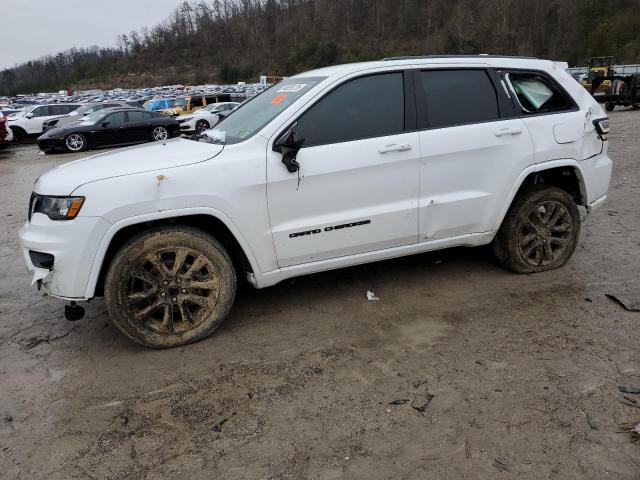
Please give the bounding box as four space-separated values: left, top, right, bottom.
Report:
35 138 224 195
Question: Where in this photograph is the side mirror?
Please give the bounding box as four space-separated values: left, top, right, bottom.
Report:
26 113 34 119
101 121 110 128
274 123 304 173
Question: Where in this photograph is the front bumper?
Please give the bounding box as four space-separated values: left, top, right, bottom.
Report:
37 137 66 152
19 214 111 300
178 119 197 133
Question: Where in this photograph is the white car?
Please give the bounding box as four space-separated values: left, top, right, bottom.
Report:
176 102 240 134
8 103 82 141
19 56 612 348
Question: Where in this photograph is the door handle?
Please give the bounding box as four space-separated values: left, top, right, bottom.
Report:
378 143 412 154
495 127 522 137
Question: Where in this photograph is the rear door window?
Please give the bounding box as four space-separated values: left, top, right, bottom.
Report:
506 72 574 114
127 111 146 122
295 72 405 147
419 69 500 128
191 97 204 108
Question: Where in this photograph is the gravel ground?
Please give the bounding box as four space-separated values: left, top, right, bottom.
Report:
1 111 639 479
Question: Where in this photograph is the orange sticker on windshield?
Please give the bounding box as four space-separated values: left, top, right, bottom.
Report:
271 94 288 105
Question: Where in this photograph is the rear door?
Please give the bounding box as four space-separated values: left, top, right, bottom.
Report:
125 110 153 141
266 71 420 267
416 68 534 241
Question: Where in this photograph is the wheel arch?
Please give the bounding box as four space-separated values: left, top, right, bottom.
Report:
87 210 259 298
9 125 27 139
494 160 587 233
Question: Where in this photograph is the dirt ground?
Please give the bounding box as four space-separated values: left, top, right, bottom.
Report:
1 111 640 480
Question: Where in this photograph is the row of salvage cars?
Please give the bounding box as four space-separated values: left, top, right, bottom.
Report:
3 100 239 153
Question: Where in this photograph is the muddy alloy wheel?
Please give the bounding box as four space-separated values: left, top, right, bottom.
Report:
493 185 580 274
517 200 573 267
152 126 168 141
105 228 236 348
65 133 87 152
195 119 210 134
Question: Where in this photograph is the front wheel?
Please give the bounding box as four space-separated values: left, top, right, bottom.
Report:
65 133 87 152
195 119 210 134
152 126 169 141
492 185 580 274
104 227 237 348
605 102 615 112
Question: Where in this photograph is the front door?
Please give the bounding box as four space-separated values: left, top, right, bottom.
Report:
91 111 127 146
416 68 535 241
267 71 420 268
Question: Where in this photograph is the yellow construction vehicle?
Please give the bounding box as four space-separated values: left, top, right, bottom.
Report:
581 56 614 95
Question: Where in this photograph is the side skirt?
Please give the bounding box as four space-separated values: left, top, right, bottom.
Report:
249 231 495 289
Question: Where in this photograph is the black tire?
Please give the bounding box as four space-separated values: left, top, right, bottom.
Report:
104 227 237 348
10 127 25 144
492 185 580 274
195 119 210 134
64 133 87 152
605 102 615 112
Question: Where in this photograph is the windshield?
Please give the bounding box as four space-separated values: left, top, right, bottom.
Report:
203 103 220 112
206 77 326 144
84 105 107 115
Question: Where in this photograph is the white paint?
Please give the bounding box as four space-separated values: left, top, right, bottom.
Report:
19 57 612 300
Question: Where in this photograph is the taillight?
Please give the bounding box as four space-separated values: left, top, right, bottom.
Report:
593 118 610 141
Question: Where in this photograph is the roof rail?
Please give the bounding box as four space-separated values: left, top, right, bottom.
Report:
381 54 539 61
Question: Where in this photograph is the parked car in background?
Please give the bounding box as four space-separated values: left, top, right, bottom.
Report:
8 104 82 141
143 98 175 112
161 94 233 116
43 101 139 132
0 112 8 149
1 108 21 117
177 101 240 134
37 107 180 153
19 56 612 348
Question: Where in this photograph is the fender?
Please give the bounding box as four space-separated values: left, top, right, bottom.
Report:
83 207 262 298
492 158 588 233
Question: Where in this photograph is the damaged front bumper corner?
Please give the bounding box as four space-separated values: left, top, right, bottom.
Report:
19 214 111 300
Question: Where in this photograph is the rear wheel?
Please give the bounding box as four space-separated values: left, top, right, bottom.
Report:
195 119 210 134
152 126 168 141
493 185 580 274
105 227 237 348
65 133 87 152
605 102 615 112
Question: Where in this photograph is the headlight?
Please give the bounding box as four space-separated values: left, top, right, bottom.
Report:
29 193 85 221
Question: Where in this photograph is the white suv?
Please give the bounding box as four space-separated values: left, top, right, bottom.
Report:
19 56 612 348
8 103 82 140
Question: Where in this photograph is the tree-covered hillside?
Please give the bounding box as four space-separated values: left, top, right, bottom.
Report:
1 0 639 95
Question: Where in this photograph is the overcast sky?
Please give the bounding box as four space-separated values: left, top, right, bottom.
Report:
1 0 187 70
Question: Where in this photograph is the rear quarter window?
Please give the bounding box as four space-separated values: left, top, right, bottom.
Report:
505 72 574 114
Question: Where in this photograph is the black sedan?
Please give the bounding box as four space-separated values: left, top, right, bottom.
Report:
37 107 180 153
